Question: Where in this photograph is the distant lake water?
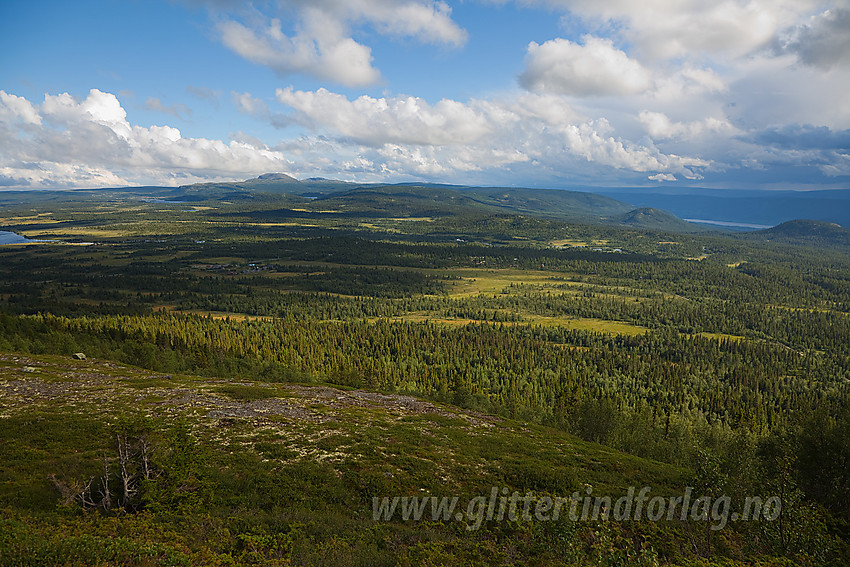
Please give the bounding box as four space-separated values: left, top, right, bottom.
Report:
0 230 35 245
684 218 773 230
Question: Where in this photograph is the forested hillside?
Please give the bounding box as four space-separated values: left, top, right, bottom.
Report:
1 188 849 565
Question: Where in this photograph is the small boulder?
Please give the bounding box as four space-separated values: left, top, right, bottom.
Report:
72 353 86 360
22 366 36 373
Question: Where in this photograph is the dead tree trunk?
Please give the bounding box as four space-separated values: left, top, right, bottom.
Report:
99 457 112 511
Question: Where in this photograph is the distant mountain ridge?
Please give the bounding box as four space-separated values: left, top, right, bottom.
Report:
178 174 701 231
613 207 698 231
3 174 849 246
752 219 850 246
255 173 299 182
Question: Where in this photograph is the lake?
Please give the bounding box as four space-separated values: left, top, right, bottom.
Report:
684 218 773 230
0 231 37 245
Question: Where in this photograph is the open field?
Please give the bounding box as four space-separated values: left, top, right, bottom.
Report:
446 269 577 297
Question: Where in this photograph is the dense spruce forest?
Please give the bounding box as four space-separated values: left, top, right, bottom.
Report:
1 184 849 565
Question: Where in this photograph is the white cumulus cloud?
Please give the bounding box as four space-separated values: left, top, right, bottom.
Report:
213 0 465 87
0 91 41 125
519 36 653 96
275 87 494 145
649 173 676 182
219 14 380 87
639 111 737 141
232 91 271 118
504 0 850 184
0 89 293 189
273 86 710 180
542 0 817 60
328 0 466 45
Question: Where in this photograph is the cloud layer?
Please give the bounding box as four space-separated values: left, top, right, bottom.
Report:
0 89 291 188
272 87 709 181
214 0 465 87
542 0 818 60
2 1 849 189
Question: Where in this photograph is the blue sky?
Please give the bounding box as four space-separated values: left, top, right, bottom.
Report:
1 0 849 190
